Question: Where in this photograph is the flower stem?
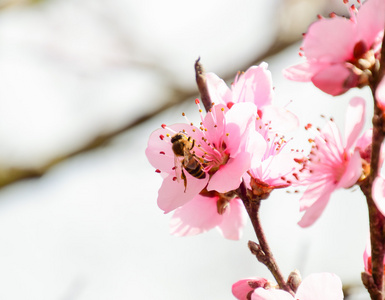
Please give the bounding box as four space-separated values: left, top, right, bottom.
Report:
237 182 294 296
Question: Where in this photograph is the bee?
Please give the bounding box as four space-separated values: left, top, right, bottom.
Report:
171 132 206 191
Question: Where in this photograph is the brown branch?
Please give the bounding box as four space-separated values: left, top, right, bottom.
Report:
237 182 294 296
360 29 385 299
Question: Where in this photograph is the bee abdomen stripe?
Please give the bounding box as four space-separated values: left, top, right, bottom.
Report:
187 166 206 179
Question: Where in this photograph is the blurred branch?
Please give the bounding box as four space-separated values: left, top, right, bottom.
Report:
0 0 46 10
0 0 332 188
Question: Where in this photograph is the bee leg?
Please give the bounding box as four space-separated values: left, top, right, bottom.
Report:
190 139 195 150
181 170 187 193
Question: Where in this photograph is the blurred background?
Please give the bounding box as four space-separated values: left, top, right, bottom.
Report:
0 0 373 299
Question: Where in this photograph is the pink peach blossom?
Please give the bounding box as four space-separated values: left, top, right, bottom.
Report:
298 97 366 227
244 117 305 196
146 102 265 238
232 277 270 300
206 63 298 132
284 0 385 96
251 273 343 300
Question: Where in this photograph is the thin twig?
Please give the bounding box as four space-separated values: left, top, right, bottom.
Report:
237 182 294 296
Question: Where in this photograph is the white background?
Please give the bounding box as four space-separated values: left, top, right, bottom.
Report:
0 0 372 299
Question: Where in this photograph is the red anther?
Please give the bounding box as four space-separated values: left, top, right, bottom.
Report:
155 169 161 173
159 134 164 140
172 166 176 170
302 32 306 37
305 123 312 130
281 176 286 180
329 12 336 18
299 47 304 51
299 52 304 57
161 124 166 129
343 0 348 4
357 0 361 4
351 4 356 10
293 173 299 180
195 98 200 104
317 14 323 19
172 177 177 181
227 102 234 109
159 151 165 155
182 112 185 116
308 138 314 143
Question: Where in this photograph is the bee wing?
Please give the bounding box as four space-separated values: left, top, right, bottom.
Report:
174 155 183 183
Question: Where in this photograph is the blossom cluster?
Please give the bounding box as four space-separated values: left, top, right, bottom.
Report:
145 0 385 298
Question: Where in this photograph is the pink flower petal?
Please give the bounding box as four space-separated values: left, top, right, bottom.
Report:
157 173 209 213
298 183 334 227
344 97 366 149
232 63 274 108
363 237 371 273
169 195 221 236
295 273 343 300
336 150 362 189
261 105 299 133
206 72 232 106
356 0 385 49
251 288 293 300
311 64 357 96
217 198 247 240
375 76 385 111
202 104 228 148
372 175 385 216
232 278 268 300
283 61 327 82
208 151 252 193
224 102 259 155
303 17 356 63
